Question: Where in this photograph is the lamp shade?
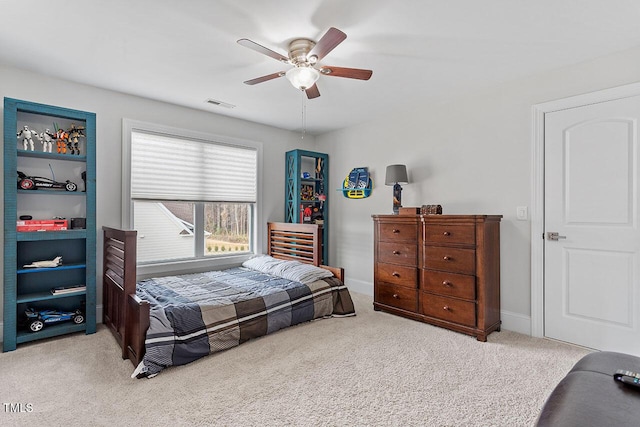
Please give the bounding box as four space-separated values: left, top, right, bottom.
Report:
285 66 320 90
385 164 409 185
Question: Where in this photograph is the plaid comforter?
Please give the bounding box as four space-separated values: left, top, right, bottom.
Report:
132 266 355 377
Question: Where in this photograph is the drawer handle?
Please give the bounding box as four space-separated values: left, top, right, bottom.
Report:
392 229 400 233
443 305 450 311
392 272 400 277
443 231 450 236
442 281 452 287
393 250 400 255
443 256 452 261
392 293 399 299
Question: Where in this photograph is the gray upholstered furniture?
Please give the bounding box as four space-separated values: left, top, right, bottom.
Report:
536 351 640 426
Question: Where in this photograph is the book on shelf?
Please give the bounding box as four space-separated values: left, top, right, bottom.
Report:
51 285 86 295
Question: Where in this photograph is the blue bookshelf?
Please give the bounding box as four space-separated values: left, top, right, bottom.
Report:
285 149 329 264
3 98 96 352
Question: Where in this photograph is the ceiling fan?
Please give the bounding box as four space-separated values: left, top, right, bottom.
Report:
237 27 372 99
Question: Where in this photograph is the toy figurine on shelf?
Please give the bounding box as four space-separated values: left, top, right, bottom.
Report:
39 129 55 153
23 256 62 268
17 125 39 151
301 184 315 201
67 124 85 155
55 127 68 154
303 206 313 223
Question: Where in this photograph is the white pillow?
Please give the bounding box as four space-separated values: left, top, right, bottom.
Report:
242 255 284 274
242 255 333 284
277 262 333 285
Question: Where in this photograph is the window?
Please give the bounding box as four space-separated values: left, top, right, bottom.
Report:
123 120 261 269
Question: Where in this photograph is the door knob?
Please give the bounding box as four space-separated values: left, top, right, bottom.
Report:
547 232 567 241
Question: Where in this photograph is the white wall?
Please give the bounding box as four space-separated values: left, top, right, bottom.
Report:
316 45 640 334
0 64 311 336
4 43 640 340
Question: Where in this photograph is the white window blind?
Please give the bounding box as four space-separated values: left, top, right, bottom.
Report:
131 131 257 202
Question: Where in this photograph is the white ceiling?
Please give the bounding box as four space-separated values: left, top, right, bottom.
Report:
1 0 640 135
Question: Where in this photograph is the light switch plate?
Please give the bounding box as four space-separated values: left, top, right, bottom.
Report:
516 206 528 220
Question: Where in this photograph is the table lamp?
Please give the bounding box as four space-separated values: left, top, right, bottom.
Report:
385 164 409 215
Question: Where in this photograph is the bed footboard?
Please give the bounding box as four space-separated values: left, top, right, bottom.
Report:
102 226 145 365
125 294 150 367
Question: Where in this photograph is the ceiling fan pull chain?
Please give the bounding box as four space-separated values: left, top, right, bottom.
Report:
301 90 307 140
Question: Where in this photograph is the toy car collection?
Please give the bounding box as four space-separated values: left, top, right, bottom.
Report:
17 171 77 191
24 308 85 332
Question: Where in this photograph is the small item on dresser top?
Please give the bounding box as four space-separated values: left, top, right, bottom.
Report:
398 207 420 215
23 256 62 268
421 204 443 215
19 215 32 220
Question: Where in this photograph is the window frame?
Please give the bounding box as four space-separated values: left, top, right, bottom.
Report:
122 119 263 278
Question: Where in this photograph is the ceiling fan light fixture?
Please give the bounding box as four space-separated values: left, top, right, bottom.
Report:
285 66 320 90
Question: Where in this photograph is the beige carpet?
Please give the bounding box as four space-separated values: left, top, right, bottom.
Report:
0 292 590 427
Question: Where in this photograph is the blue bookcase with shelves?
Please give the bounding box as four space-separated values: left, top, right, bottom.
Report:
285 149 329 264
3 98 96 351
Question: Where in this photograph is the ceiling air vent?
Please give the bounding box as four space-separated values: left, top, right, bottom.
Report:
205 99 236 109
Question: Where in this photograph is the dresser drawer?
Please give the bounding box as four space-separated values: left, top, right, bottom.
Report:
376 283 418 312
377 263 418 288
421 270 476 300
378 222 418 243
424 224 475 245
378 242 418 266
421 294 476 327
423 246 475 275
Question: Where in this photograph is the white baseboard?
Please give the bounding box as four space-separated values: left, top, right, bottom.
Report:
346 278 373 296
500 310 531 335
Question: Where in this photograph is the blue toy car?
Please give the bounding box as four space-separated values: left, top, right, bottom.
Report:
24 308 85 332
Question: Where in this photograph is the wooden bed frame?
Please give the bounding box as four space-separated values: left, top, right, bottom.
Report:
102 222 343 367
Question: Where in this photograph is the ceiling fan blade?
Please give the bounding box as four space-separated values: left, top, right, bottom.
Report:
237 38 289 63
243 71 286 85
308 27 346 62
305 84 321 99
320 66 373 80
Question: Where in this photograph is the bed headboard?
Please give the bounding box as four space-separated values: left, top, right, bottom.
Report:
267 222 322 266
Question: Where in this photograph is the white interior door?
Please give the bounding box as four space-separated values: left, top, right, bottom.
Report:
544 95 640 354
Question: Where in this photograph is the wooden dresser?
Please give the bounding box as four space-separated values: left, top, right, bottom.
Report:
372 214 502 341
